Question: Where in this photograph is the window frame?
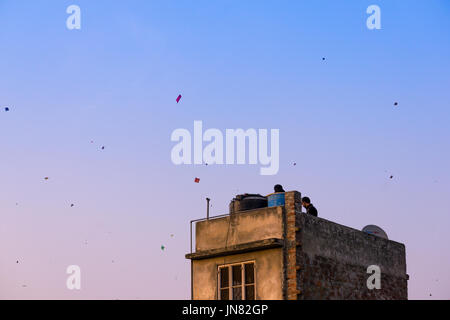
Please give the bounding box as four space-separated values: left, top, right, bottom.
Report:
217 261 256 300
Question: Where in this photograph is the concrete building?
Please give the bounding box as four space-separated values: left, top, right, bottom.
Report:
185 190 408 300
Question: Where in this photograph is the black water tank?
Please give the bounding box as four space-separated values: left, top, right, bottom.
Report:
230 194 268 213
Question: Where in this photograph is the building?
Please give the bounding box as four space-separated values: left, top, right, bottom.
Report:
185 190 408 300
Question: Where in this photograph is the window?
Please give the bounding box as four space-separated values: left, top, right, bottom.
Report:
218 262 255 300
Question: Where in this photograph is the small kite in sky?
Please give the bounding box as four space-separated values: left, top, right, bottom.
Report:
195 178 200 183
101 146 105 150
71 204 74 208
322 57 326 61
44 177 49 180
390 175 394 179
394 102 398 106
293 162 297 166
176 95 182 103
4 107 9 112
161 245 165 251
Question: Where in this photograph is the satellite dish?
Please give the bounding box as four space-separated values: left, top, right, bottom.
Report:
362 225 389 240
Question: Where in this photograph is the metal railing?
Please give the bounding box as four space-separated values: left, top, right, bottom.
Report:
189 213 230 300
189 213 230 254
188 205 287 254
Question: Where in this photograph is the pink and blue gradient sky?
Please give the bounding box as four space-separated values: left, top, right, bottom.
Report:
1 0 449 299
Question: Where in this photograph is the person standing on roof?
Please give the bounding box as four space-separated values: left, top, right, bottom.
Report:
302 197 318 217
274 184 285 193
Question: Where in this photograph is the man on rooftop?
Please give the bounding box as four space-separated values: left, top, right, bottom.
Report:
302 197 318 217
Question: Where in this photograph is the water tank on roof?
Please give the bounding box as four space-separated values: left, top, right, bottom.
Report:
267 192 286 207
229 194 268 214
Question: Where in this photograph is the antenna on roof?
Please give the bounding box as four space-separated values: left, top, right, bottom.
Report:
206 198 211 220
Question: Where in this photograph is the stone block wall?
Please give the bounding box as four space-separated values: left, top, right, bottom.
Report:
294 212 408 300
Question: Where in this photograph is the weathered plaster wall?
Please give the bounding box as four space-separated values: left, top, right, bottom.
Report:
195 206 283 251
192 248 284 300
296 213 408 300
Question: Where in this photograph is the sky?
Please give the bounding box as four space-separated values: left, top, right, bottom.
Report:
0 0 449 300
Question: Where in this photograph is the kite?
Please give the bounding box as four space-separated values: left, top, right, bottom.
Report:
44 177 49 180
101 146 105 150
394 102 398 106
71 204 74 208
176 95 182 103
161 245 165 251
195 178 200 183
390 176 394 179
5 107 9 112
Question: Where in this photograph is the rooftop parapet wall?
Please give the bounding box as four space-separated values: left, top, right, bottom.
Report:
195 206 283 252
296 212 408 300
296 213 406 278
